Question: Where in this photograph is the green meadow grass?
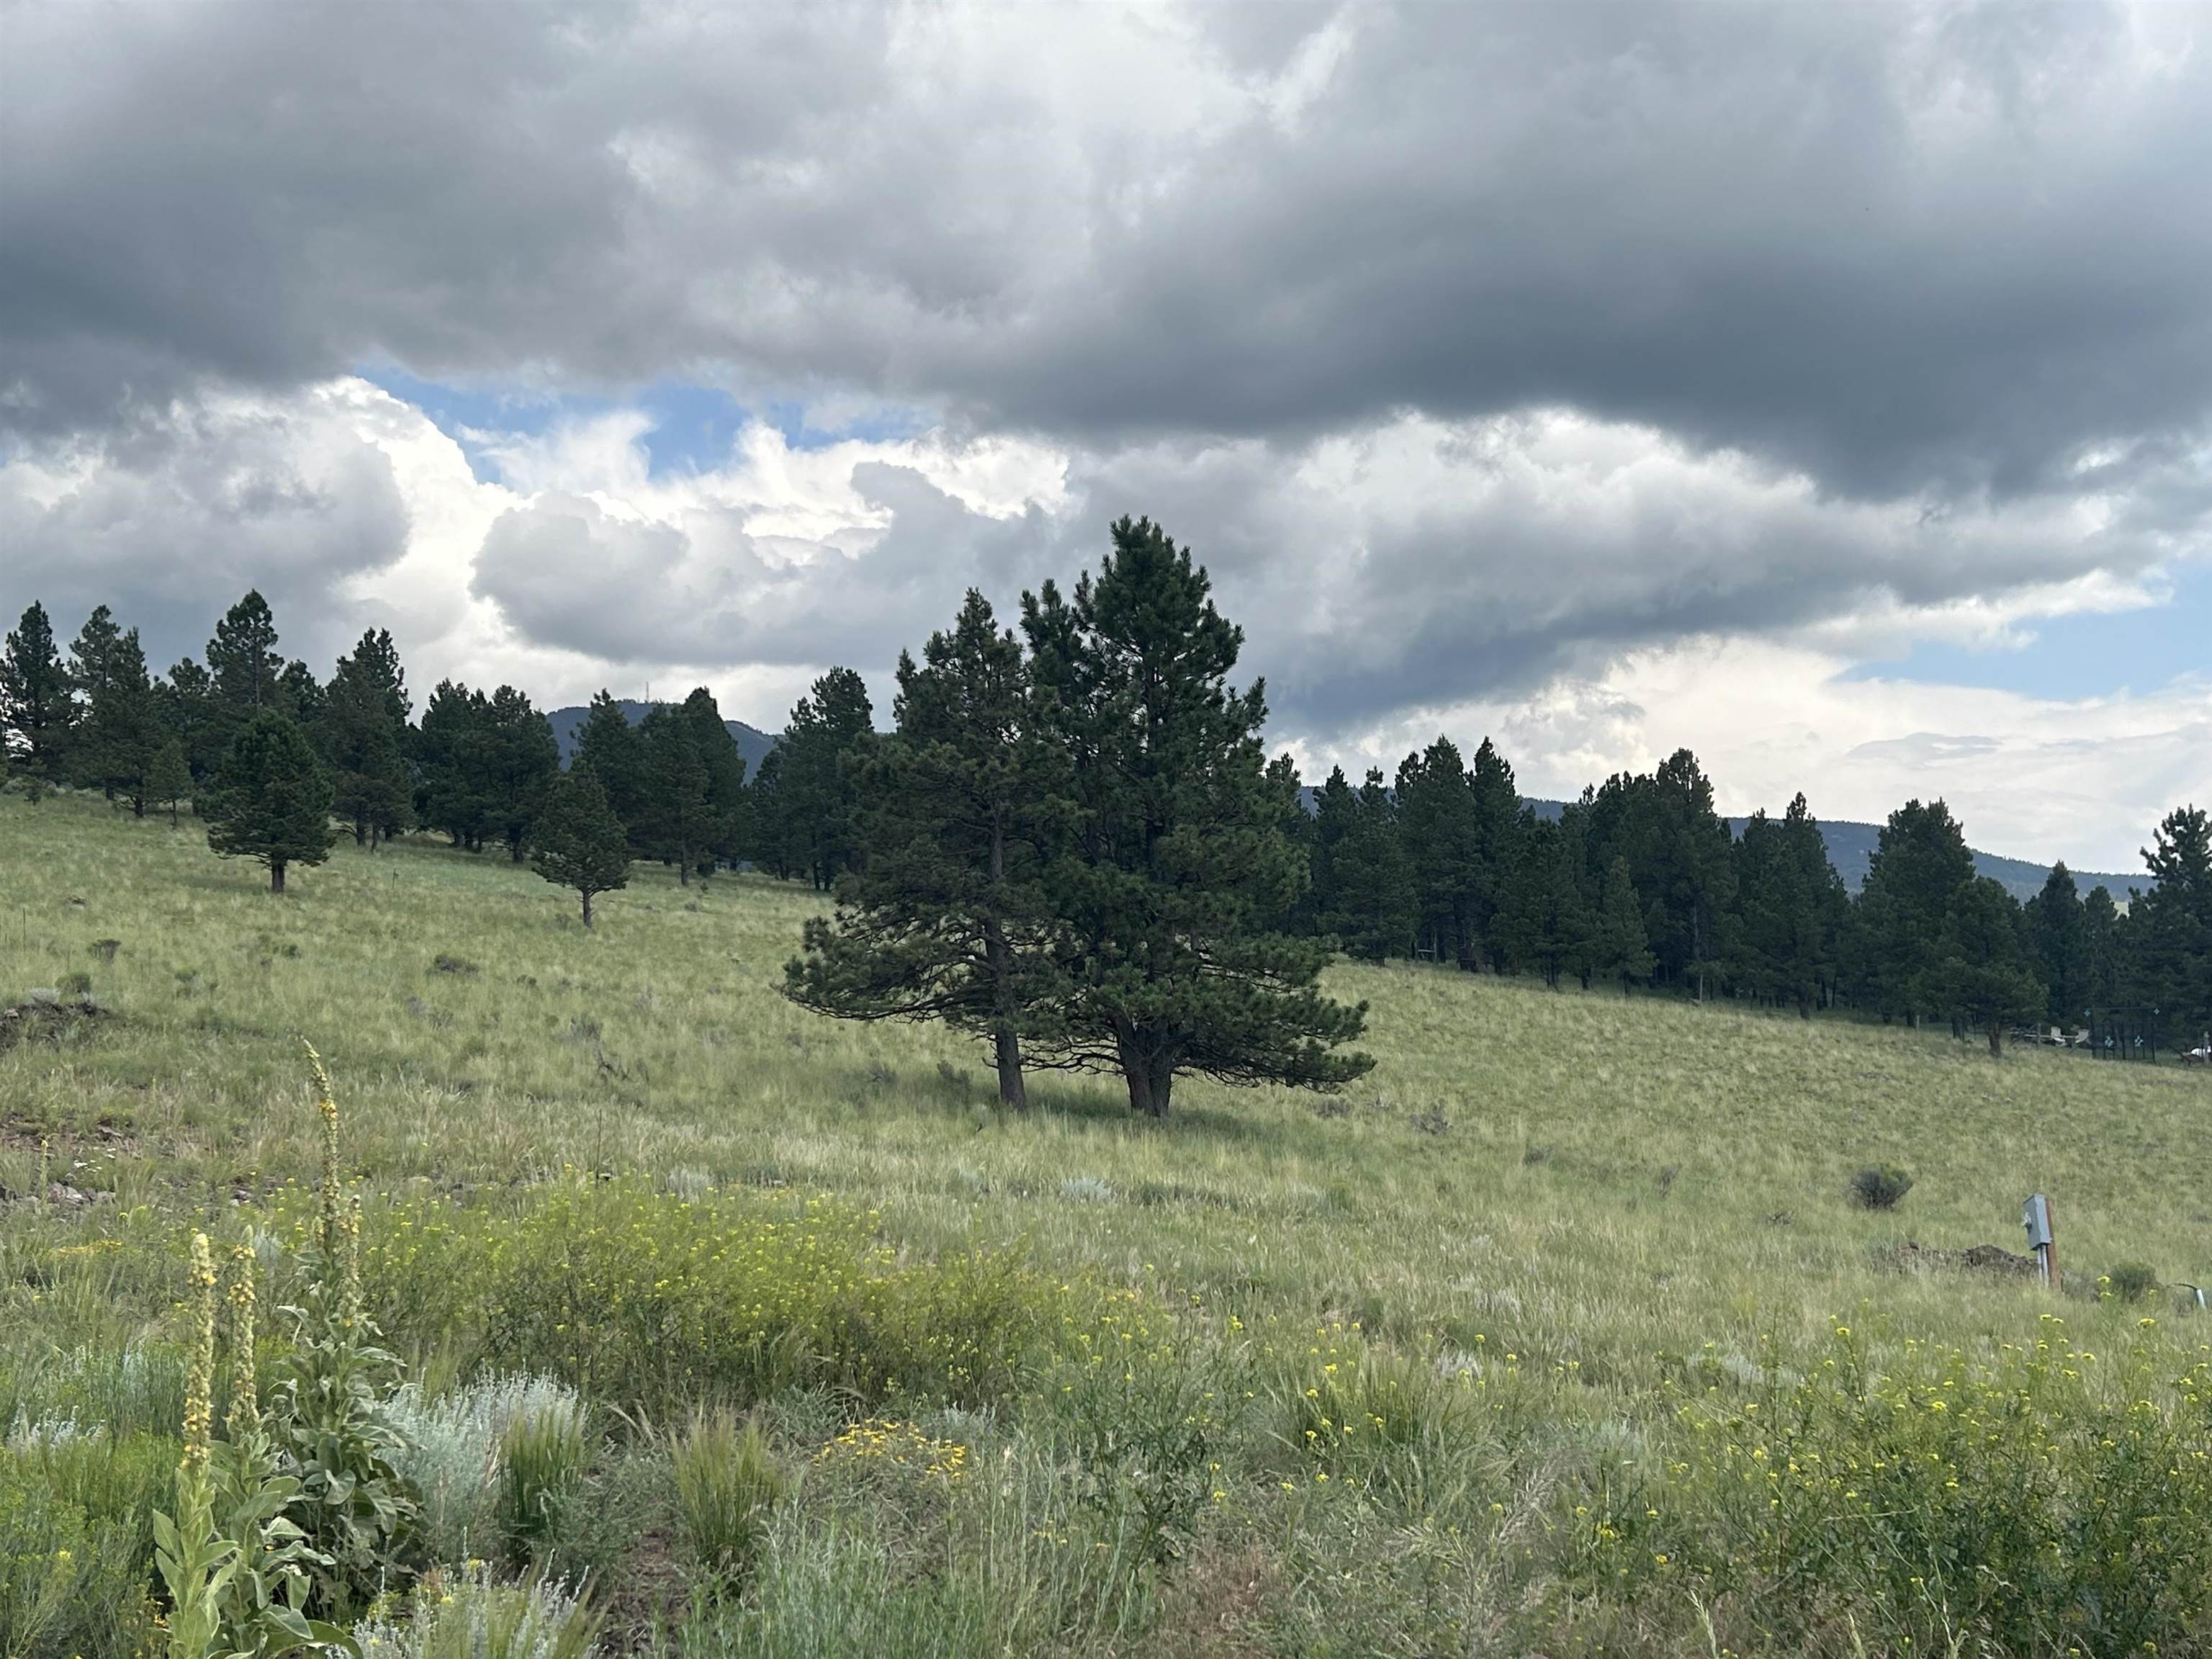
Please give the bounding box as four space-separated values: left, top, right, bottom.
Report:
4 790 2209 1655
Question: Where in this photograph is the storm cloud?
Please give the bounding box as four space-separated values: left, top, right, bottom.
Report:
2 1 2208 863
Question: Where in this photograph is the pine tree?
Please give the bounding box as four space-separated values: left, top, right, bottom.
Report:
1467 737 1521 968
2025 863 2088 1027
323 629 413 848
1851 799 1976 1023
1312 767 1416 961
2 601 76 784
66 605 125 793
532 767 631 927
415 680 492 848
279 659 325 732
778 668 875 888
629 689 748 884
1597 855 1654 994
638 701 712 883
80 626 162 814
206 590 285 739
147 736 193 827
1020 516 1371 1117
159 657 222 781
786 591 1069 1107
2081 884 2123 1015
2132 805 2212 1040
1395 737 1480 966
204 710 335 893
1732 793 1845 1017
481 686 560 862
1933 877 2045 1056
574 692 647 842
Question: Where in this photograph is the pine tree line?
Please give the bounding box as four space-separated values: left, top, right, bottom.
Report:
6 525 2208 1086
1292 745 2210 1056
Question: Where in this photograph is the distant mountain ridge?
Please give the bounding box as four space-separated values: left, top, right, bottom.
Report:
547 701 779 775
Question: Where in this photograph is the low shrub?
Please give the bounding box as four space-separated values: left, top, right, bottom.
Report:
389 1372 581 1567
1581 1318 2212 1654
1847 1164 1912 1210
672 1409 788 1579
347 1179 1087 1418
2105 1260 2159 1303
356 1563 598 1659
0 1433 168 1659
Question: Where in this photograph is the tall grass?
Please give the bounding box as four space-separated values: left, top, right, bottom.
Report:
4 790 2209 1653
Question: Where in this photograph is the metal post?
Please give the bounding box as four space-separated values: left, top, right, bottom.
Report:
2023 1194 2059 1291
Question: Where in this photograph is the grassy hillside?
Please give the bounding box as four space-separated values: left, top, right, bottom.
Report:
4 792 2208 1656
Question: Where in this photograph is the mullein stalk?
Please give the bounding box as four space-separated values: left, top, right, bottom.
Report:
183 1231 219 1470
225 1241 259 1436
304 1037 342 1268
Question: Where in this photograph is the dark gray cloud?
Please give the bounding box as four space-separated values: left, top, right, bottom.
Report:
6 3 2208 502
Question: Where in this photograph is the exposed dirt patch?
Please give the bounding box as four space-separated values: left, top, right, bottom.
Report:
0 995 112 1053
1886 1239 2038 1277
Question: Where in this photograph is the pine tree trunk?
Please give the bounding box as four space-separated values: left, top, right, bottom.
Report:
984 819 1027 1110
271 859 287 895
1987 1021 2002 1058
581 889 595 929
993 1025 1027 1111
1115 1023 1174 1117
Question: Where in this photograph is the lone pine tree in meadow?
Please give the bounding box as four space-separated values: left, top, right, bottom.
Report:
1022 516 1372 1117
204 709 336 893
533 766 631 927
786 590 1068 1109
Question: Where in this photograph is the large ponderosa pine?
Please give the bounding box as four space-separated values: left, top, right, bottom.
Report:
533 766 632 927
786 592 1068 1107
1022 516 1371 1118
2 601 76 785
204 710 335 893
480 685 560 861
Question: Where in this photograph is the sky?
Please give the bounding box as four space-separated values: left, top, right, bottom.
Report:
1 1 2206 873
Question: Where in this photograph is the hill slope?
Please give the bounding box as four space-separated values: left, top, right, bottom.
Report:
2 791 2206 1654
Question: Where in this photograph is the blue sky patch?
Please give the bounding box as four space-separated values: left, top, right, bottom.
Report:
1842 562 2211 701
360 367 936 482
